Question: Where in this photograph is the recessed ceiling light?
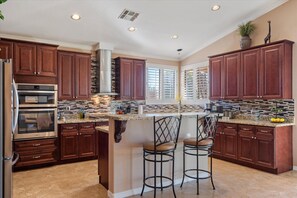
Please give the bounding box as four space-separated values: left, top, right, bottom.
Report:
211 5 220 11
71 14 81 20
128 27 137 32
171 35 179 39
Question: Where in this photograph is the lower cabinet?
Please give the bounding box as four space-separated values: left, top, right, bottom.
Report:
213 122 292 174
14 138 57 168
60 123 96 160
213 123 237 159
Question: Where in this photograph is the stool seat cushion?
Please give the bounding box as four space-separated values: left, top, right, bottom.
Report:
183 138 213 147
143 141 175 151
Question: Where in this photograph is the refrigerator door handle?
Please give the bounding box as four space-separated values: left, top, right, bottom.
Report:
12 79 19 133
12 152 20 166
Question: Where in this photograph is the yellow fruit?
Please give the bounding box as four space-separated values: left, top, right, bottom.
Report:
275 118 280 122
270 118 275 122
280 118 285 122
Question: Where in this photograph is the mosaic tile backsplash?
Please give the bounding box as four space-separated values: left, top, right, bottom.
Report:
212 99 294 122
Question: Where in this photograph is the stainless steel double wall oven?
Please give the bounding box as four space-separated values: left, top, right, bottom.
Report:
14 84 58 140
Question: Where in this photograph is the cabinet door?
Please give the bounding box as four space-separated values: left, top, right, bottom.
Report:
0 40 13 59
79 130 95 157
209 56 223 100
222 124 237 159
224 53 240 99
241 49 261 99
261 44 283 99
213 124 223 156
237 126 254 163
75 54 90 100
37 45 57 77
120 59 133 100
133 60 146 100
58 52 75 100
60 131 79 160
254 127 274 168
14 42 36 76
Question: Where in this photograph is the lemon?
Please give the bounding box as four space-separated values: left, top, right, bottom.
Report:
280 118 285 122
270 118 275 122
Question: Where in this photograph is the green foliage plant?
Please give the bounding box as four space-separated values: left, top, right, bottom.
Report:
0 0 7 20
238 21 256 37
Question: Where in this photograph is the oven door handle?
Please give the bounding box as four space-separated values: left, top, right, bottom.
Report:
12 79 19 133
17 90 56 94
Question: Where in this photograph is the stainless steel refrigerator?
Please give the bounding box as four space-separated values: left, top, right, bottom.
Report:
0 59 19 198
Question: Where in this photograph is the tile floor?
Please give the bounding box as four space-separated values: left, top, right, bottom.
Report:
13 159 297 198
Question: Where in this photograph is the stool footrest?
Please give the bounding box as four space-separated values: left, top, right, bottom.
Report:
143 175 173 189
184 169 212 180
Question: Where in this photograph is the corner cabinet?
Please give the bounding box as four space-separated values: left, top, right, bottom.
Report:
115 57 146 100
58 51 91 100
209 40 294 99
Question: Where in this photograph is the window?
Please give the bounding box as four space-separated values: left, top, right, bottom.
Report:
181 62 209 102
146 64 178 103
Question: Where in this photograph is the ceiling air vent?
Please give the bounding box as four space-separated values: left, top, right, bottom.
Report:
118 9 139 21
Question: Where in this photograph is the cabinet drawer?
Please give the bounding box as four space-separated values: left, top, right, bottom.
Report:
96 121 109 126
238 125 254 131
79 123 95 130
16 152 56 167
14 139 56 150
224 124 237 130
256 127 274 134
61 124 79 131
17 147 56 156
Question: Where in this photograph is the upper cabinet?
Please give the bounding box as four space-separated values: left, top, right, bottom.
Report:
9 40 58 84
209 53 240 100
58 51 91 101
209 40 293 100
115 57 146 100
0 40 13 59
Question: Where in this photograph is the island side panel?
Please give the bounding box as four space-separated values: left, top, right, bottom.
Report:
109 116 209 195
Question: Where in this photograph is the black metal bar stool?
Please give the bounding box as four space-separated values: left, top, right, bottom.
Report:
140 115 182 198
180 114 219 195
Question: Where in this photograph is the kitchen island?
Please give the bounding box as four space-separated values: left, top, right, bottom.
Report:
96 112 210 198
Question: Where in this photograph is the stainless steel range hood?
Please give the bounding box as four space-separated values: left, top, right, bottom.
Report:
94 49 117 96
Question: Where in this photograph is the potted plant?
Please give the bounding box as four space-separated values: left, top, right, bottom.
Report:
0 0 7 20
238 21 256 49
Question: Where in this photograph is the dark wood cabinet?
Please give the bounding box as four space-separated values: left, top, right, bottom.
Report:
241 48 261 99
14 138 57 168
60 123 96 161
209 40 293 99
0 40 13 59
115 57 146 100
209 56 223 100
224 53 240 99
58 51 90 100
221 124 237 159
98 128 109 189
213 123 237 159
213 122 292 174
13 41 58 84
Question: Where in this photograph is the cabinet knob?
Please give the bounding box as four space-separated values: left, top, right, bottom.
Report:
254 137 257 139
33 72 37 75
37 72 40 75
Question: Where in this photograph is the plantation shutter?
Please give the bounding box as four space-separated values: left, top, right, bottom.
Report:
163 69 176 99
183 69 194 99
146 67 160 100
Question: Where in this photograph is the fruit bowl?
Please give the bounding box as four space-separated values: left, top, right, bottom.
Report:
270 118 285 123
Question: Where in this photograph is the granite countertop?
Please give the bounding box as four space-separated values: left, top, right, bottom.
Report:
105 112 208 121
57 118 109 124
218 118 295 127
95 126 109 133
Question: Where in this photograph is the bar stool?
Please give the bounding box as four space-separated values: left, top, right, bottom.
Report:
180 114 219 195
140 115 182 198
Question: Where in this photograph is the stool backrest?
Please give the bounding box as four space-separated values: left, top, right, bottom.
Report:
153 116 182 149
196 114 219 143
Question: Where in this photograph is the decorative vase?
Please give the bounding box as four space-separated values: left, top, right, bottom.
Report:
240 36 252 49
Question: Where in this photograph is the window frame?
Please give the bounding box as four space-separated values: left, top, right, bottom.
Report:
146 63 178 104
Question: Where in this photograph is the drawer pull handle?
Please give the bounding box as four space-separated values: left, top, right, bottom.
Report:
226 126 233 129
33 155 41 159
242 128 250 131
65 127 74 130
82 126 91 128
33 144 40 147
259 130 269 133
